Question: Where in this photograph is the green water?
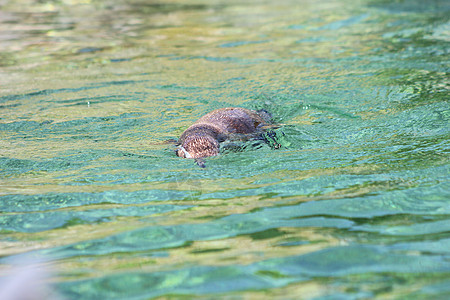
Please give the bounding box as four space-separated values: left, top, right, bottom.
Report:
0 0 449 298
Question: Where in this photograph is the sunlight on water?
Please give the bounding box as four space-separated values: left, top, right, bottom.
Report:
1 0 449 298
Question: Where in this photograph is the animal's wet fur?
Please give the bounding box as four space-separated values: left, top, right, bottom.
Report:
177 107 272 164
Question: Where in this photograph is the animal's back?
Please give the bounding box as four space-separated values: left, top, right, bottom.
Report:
192 107 268 135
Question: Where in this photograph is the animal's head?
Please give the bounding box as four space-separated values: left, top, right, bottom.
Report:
177 134 219 159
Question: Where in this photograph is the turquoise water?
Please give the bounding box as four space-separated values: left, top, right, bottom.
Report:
1 0 449 298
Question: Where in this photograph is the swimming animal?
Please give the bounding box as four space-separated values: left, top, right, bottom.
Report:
176 107 271 164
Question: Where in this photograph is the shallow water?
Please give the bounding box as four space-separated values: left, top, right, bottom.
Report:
0 0 449 298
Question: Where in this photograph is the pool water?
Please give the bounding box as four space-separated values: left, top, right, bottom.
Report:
0 0 449 298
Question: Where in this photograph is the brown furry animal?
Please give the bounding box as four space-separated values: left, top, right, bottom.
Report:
176 107 271 161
